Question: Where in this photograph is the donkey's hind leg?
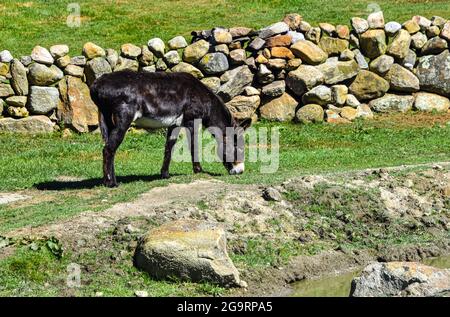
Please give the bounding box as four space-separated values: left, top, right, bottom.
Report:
160 125 180 179
103 112 133 187
185 124 203 174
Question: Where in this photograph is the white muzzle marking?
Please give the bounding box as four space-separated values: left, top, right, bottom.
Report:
229 162 245 175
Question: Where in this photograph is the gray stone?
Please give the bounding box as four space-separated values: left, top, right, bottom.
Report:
356 104 374 119
387 29 411 59
225 95 260 120
369 54 394 75
243 86 260 96
134 219 245 288
411 32 428 50
360 29 387 59
351 17 369 34
229 27 253 38
331 85 348 106
288 31 305 44
259 92 298 122
350 262 450 297
302 85 332 106
82 42 106 59
258 22 289 39
31 46 54 65
141 65 156 73
147 38 165 57
286 65 324 96
414 92 450 112
261 80 285 97
340 49 355 61
385 21 402 36
139 46 154 66
217 65 253 101
385 64 420 93
213 28 232 44
183 40 210 63
349 70 389 100
316 59 359 85
416 51 450 97
27 63 64 86
214 44 229 55
402 49 417 71
155 58 168 71
85 57 112 85
346 94 361 108
431 16 447 28
369 94 415 113
421 37 448 55
20 56 32 67
10 59 28 96
353 49 369 69
28 86 60 114
121 43 142 59
64 64 84 77
168 36 188 50
412 15 432 30
0 50 13 63
248 37 266 51
163 50 181 67
262 187 282 202
305 27 321 44
7 106 29 118
0 116 54 134
368 11 385 29
426 25 440 38
229 49 246 65
296 104 324 124
0 84 14 98
106 48 119 69
318 37 349 56
171 62 204 79
70 56 87 66
198 53 228 75
6 96 27 107
200 77 221 94
290 40 328 65
50 44 69 59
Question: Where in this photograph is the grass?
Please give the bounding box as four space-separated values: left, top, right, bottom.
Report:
0 112 449 234
1 0 449 57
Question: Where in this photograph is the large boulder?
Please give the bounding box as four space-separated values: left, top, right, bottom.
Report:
10 59 29 95
28 63 64 86
225 95 260 120
58 76 99 133
350 262 450 297
28 86 60 114
368 94 415 113
217 65 253 101
416 50 450 97
290 40 328 65
318 38 349 56
85 57 112 86
182 40 210 63
296 104 324 124
414 92 450 112
387 30 411 59
316 59 359 85
259 92 298 121
385 64 420 93
360 30 387 59
286 65 324 96
349 70 389 101
302 85 332 105
198 53 229 75
0 116 54 134
134 219 245 288
171 62 204 79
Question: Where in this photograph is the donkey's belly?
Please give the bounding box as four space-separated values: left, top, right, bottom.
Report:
134 113 183 129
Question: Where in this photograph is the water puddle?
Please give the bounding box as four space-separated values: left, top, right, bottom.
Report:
292 255 450 297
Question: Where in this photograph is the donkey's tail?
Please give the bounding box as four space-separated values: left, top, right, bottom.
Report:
90 80 113 143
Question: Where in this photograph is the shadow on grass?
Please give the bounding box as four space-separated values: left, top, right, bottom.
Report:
33 171 223 190
34 174 170 190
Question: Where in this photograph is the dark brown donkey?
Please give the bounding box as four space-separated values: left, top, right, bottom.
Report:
90 70 251 187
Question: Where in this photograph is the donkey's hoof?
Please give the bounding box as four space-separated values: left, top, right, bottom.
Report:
160 171 170 179
193 166 203 174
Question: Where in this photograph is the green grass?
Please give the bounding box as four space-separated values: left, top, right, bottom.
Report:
1 0 449 57
0 113 449 234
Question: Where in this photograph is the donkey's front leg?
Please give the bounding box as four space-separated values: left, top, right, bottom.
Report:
186 124 203 174
160 126 180 179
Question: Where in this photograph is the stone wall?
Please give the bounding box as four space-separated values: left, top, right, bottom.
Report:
0 11 449 133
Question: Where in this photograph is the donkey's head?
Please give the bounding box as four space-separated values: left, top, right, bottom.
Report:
220 118 252 175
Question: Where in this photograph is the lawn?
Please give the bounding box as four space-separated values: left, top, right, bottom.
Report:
1 0 449 57
0 112 449 234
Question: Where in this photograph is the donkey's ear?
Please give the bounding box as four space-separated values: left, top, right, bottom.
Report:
238 118 252 130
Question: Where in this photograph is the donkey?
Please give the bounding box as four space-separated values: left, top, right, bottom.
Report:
90 70 251 187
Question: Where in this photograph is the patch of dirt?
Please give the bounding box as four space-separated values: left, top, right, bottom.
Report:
3 162 450 296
